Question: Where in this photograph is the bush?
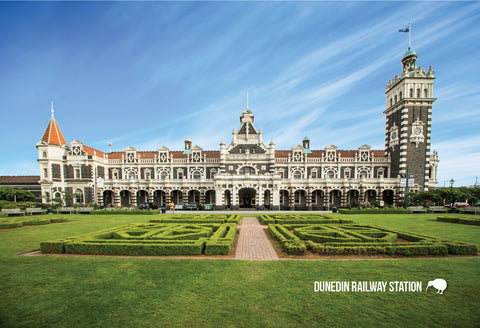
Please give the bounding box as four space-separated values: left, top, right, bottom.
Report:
437 216 480 226
338 208 412 214
40 222 237 256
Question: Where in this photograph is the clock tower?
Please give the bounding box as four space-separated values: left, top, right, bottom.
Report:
384 47 438 190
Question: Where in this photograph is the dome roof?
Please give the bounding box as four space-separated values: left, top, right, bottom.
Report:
403 47 417 59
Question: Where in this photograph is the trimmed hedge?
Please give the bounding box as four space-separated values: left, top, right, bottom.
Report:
268 223 477 256
91 209 160 215
150 214 240 224
205 223 237 255
0 216 69 229
338 208 412 214
41 222 237 256
437 216 480 226
259 214 353 225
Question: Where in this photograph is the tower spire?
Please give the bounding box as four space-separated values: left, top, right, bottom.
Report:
246 92 249 109
41 102 67 146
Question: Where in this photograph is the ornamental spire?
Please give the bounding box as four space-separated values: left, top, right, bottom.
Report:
41 102 67 146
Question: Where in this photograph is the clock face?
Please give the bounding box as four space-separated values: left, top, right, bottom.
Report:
414 127 422 135
391 131 397 139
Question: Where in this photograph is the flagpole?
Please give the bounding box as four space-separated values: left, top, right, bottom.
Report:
409 22 411 49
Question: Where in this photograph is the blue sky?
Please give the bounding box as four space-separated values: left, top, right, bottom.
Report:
0 1 479 187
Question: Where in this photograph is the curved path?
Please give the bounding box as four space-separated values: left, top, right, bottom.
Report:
235 217 279 261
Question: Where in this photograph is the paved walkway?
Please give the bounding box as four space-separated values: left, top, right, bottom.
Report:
235 217 279 261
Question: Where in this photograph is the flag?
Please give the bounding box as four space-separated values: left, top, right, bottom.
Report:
399 26 410 33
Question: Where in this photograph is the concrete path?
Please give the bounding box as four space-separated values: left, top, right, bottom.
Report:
235 217 279 261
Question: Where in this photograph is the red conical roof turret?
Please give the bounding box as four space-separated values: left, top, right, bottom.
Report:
41 102 67 146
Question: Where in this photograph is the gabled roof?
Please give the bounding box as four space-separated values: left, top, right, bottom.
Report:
41 115 67 146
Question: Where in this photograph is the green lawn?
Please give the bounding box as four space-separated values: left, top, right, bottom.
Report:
1 214 479 328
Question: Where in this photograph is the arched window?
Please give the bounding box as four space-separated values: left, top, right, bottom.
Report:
128 171 136 180
193 171 201 179
394 95 398 103
294 171 302 179
409 88 413 97
424 88 428 98
240 166 255 175
327 171 335 179
417 88 421 98
75 189 84 204
359 171 368 179
399 91 403 99
160 171 168 179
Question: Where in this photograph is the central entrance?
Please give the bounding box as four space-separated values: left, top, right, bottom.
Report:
239 188 256 208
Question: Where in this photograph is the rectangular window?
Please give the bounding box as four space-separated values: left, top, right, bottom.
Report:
311 171 317 179
178 171 183 179
75 168 81 179
43 168 48 178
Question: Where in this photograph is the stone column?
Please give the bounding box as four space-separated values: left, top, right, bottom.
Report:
289 187 295 210
130 188 137 207
306 187 313 210
113 188 120 207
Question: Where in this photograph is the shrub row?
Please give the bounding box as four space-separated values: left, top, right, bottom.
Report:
259 214 353 225
268 224 306 254
205 223 237 255
0 216 68 229
268 223 478 256
150 214 240 224
437 216 480 226
91 209 160 215
338 208 412 214
40 222 237 256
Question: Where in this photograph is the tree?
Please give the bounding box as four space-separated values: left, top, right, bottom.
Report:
0 186 35 202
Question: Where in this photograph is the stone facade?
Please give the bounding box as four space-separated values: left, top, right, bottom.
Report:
36 48 439 209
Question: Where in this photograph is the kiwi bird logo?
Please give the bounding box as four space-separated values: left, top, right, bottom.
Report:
426 279 447 294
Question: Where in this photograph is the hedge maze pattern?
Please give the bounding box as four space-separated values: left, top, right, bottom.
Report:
41 222 237 256
261 213 478 256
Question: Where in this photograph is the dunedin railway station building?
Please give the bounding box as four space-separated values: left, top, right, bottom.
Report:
36 48 439 210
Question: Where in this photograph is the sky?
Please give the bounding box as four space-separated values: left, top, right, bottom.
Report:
0 1 479 187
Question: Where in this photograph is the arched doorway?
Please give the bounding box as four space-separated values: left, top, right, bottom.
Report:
347 189 359 207
330 190 342 207
120 190 130 207
103 190 113 207
224 190 231 208
312 190 324 209
154 190 166 208
137 190 148 205
280 190 289 209
205 190 216 205
383 190 394 206
188 190 200 203
294 190 307 209
365 189 377 204
239 188 256 208
171 190 183 205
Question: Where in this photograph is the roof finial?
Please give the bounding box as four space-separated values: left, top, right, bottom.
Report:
51 101 54 118
246 91 249 109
